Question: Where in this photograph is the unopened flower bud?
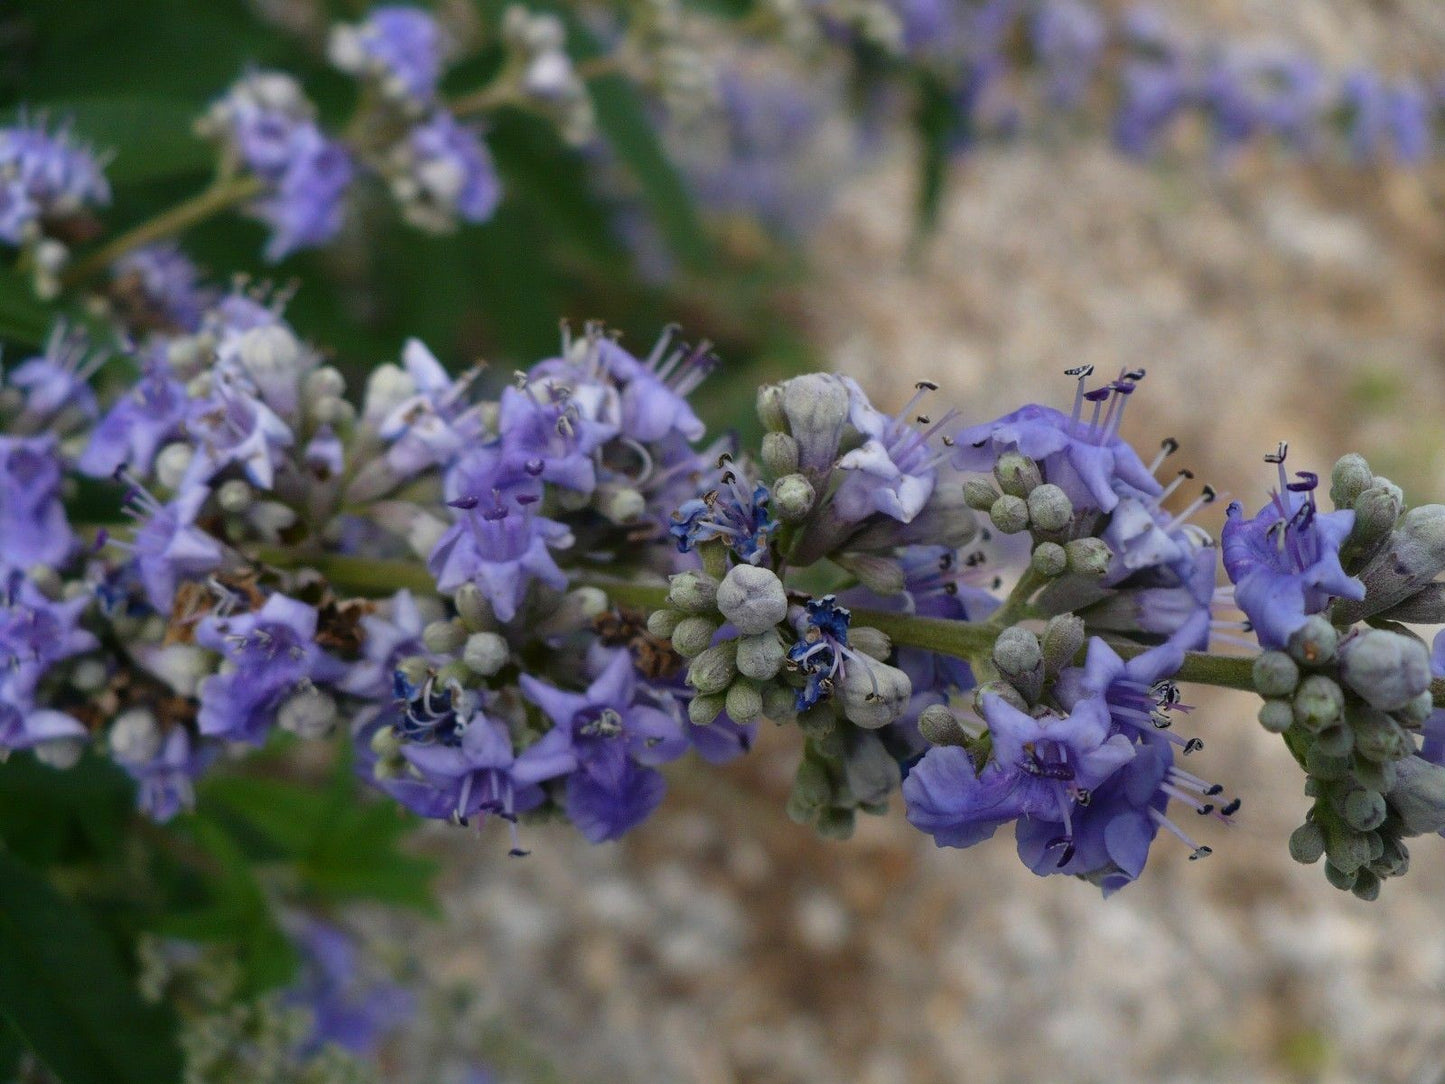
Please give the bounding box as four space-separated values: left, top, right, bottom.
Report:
1293 674 1344 731
772 473 816 522
671 615 718 657
788 754 833 821
989 494 1029 534
1253 651 1300 698
1343 788 1388 832
647 608 683 640
780 374 849 474
462 632 509 676
110 709 163 765
1378 582 1445 624
1030 541 1067 578
1288 820 1326 864
994 452 1042 498
1329 453 1372 510
1325 821 1373 875
1343 484 1404 566
688 692 726 726
992 626 1043 702
1339 630 1430 711
1351 868 1382 901
1386 756 1445 835
737 631 786 680
763 682 799 721
1065 537 1112 576
370 724 402 759
1340 505 1445 624
716 565 788 635
1315 722 1354 757
1041 614 1086 676
278 688 338 739
34 738 85 770
1353 756 1397 794
974 680 1029 715
597 487 645 524
668 570 719 613
248 501 297 539
1305 745 1351 781
725 680 764 723
756 383 786 432
1322 860 1357 891
454 583 494 631
816 806 856 840
535 587 608 637
918 703 968 746
1397 690 1434 726
761 432 800 477
1257 699 1294 734
361 363 416 426
423 619 467 655
962 478 1000 511
304 366 346 402
848 627 892 662
155 442 194 490
844 731 900 806
1287 616 1338 668
1350 707 1409 763
687 641 738 695
839 656 912 729
1026 484 1072 533
834 552 904 596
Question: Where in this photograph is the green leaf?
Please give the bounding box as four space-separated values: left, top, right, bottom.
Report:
0 267 54 346
0 1019 22 1082
0 753 134 867
913 71 963 242
0 849 183 1084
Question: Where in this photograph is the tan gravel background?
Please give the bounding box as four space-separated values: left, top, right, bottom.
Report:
387 4 1445 1081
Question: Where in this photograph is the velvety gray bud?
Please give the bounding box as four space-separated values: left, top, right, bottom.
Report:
756 383 787 432
688 693 726 726
454 583 495 631
848 626 893 662
835 552 905 596
716 565 788 635
1288 820 1325 864
974 680 1029 715
993 627 1043 702
1030 541 1067 578
597 487 645 524
1314 722 1353 758
1322 860 1357 891
667 570 719 613
762 683 799 721
1041 614 1086 676
1350 869 1381 901
1329 453 1373 511
647 608 683 640
815 807 856 840
369 724 402 759
1257 699 1294 734
1343 789 1388 832
33 738 84 770
1352 756 1397 795
1378 582 1445 624
1325 822 1373 875
839 655 912 729
1293 675 1343 731
917 704 968 746
798 702 838 739
1026 484 1073 533
687 641 738 695
1396 690 1434 726
422 619 467 655
1305 745 1351 781
216 479 253 513
788 754 833 821
277 688 338 739
1064 537 1112 576
1339 630 1430 711
736 631 786 680
462 632 509 676
671 615 719 657
844 732 900 807
993 452 1042 498
534 587 607 637
109 709 162 765
989 494 1029 534
1286 616 1338 668
962 478 1001 511
725 680 764 724
772 473 816 522
1350 708 1409 764
1386 756 1445 835
781 373 849 474
1342 484 1404 568
1340 505 1445 624
1253 651 1300 697
761 431 800 477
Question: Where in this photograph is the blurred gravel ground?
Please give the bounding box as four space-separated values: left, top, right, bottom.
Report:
391 4 1445 1081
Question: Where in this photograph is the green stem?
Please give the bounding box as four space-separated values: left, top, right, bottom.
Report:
991 566 1046 627
256 549 437 596
62 175 266 288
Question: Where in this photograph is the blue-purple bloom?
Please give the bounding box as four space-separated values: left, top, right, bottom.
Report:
670 461 776 565
0 576 96 753
1222 449 1363 649
833 378 954 525
329 5 450 106
111 243 212 332
1031 0 1107 108
118 727 214 823
285 918 416 1058
181 383 295 491
0 434 75 575
7 325 106 423
395 111 501 230
78 362 189 479
0 116 110 244
120 480 225 612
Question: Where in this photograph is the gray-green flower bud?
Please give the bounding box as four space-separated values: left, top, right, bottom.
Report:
1030 541 1067 578
756 383 786 432
1286 615 1338 668
917 703 968 747
1329 453 1373 511
369 724 402 760
647 608 683 640
781 373 849 474
596 486 646 524
1343 789 1388 832
688 693 726 726
670 615 719 657
667 570 719 613
1350 708 1409 764
462 632 509 676
973 680 1029 716
1253 651 1300 697
1293 674 1344 731
1351 868 1381 901
1386 756 1445 835
1322 860 1357 891
788 753 833 821
716 565 788 634
839 655 912 729
962 478 1001 511
737 630 786 680
1338 629 1430 711
1324 822 1373 875
761 431 800 477
1026 484 1073 533
1257 699 1294 734
772 473 816 522
1352 756 1397 795
1379 582 1445 624
763 683 799 721
687 641 739 695
1314 722 1354 758
834 552 905 596
844 732 900 807
816 806 856 840
1288 820 1326 864
1065 537 1113 577
989 494 1030 534
454 583 494 631
1397 690 1434 726
1041 614 1086 676
994 452 1042 498
277 688 339 739
1304 745 1351 781
1343 484 1404 567
993 627 1044 702
725 680 764 724
422 619 467 655
109 709 163 765
848 626 892 662
1339 504 1445 624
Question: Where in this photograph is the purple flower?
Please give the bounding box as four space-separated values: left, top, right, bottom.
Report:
1343 70 1432 165
832 378 954 525
1032 0 1106 108
594 329 710 445
0 435 74 575
338 590 429 700
376 338 487 478
0 576 96 753
1222 448 1363 649
670 459 776 565
118 728 214 824
181 383 295 490
111 243 212 332
0 116 110 245
1114 49 1191 158
395 111 501 231
520 650 687 842
329 6 450 106
1204 48 1324 157
497 373 618 494
285 918 416 1058
7 324 106 423
78 362 189 478
195 594 343 744
120 481 225 612
952 369 1160 515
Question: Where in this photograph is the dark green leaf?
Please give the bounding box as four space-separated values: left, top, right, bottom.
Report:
0 849 183 1084
0 267 54 346
913 71 962 241
0 1019 22 1083
0 753 133 867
